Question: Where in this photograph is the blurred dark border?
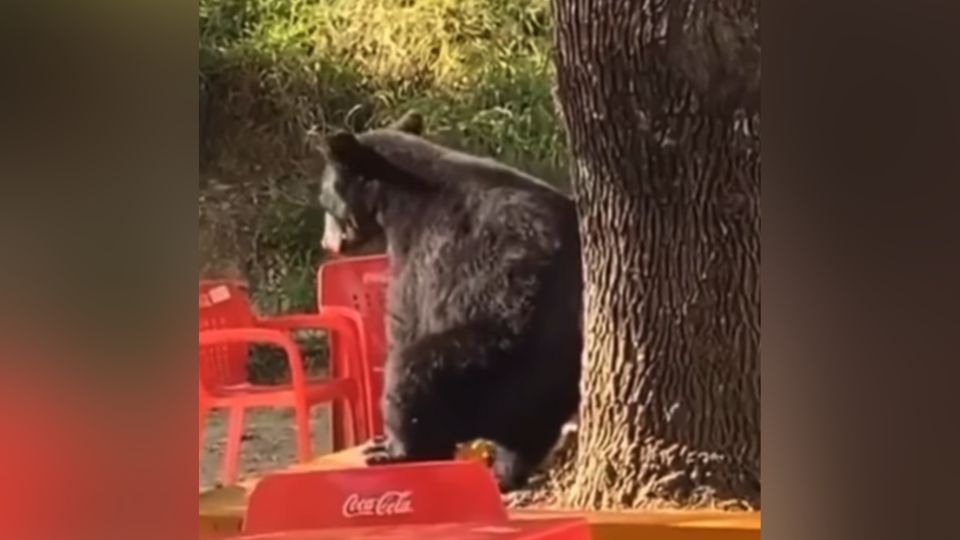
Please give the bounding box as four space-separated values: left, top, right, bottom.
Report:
763 0 960 539
1 0 959 537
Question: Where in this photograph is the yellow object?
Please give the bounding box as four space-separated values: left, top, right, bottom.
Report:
455 439 496 464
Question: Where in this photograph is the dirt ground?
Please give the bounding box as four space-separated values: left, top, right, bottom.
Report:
200 407 333 491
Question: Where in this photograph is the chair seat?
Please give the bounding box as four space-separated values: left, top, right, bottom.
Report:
204 378 359 409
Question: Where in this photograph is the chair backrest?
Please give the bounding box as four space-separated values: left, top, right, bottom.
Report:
317 255 389 429
198 280 255 389
243 461 507 534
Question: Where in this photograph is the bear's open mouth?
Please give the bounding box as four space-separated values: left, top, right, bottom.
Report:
322 211 361 253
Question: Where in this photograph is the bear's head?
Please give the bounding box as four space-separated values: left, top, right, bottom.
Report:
317 112 424 254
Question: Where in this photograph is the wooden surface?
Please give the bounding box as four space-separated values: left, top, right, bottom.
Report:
199 447 760 540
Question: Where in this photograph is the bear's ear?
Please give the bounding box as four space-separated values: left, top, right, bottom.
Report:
323 131 367 166
387 111 424 135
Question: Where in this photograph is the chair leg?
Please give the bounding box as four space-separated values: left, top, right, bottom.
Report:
294 401 312 464
199 408 207 458
330 398 356 451
364 400 377 444
222 406 246 486
358 400 367 445
347 397 362 447
330 402 345 452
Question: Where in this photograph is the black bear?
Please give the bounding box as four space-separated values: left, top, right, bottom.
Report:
316 113 582 492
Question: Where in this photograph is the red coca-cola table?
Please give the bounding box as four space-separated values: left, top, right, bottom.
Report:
232 519 591 539
243 461 509 532
235 461 591 539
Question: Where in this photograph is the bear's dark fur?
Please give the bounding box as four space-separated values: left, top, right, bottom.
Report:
316 113 582 492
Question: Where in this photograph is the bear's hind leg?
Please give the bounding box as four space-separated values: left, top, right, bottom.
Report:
365 326 495 467
482 365 577 493
490 431 560 493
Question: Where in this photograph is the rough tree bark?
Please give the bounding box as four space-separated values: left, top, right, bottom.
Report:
550 0 760 509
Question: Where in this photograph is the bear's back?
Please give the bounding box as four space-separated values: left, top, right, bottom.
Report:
364 130 580 350
358 130 569 201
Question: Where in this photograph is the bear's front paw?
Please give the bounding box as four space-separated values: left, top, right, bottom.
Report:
363 436 404 466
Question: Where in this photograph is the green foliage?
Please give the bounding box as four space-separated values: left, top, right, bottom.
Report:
200 0 565 381
200 0 564 178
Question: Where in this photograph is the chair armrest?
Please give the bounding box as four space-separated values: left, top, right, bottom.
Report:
256 310 370 374
255 310 372 420
256 307 364 335
198 327 308 391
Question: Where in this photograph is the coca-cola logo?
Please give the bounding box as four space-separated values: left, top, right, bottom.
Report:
341 490 414 518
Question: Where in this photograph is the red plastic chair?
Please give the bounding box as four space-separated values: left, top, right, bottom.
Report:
243 462 507 534
198 281 373 486
316 255 390 443
199 279 251 387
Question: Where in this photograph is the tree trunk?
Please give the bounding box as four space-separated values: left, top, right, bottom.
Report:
551 0 760 509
